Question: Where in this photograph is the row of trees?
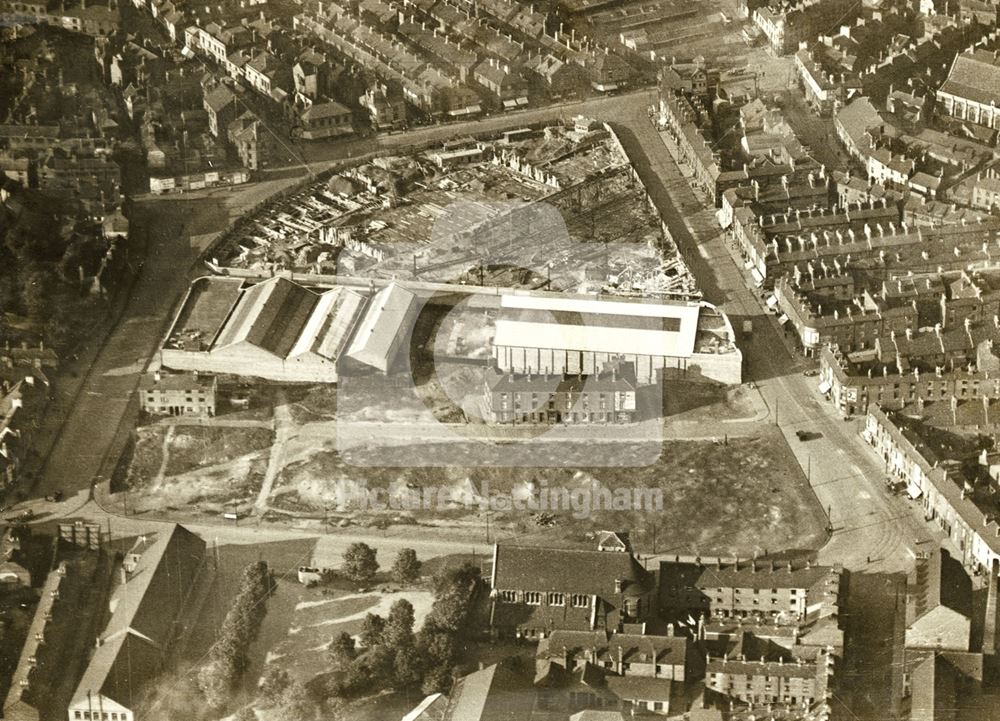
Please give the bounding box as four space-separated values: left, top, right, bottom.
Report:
197 561 275 710
341 543 422 585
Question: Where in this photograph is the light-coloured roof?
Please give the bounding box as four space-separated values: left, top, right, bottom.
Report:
345 282 418 372
293 286 367 361
493 294 701 359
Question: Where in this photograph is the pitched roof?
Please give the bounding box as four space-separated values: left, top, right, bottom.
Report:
443 658 534 721
300 100 351 121
345 282 418 372
71 525 205 710
835 96 883 151
492 544 653 598
485 360 637 393
542 629 690 667
689 559 837 591
939 50 1000 107
214 276 321 357
203 84 236 113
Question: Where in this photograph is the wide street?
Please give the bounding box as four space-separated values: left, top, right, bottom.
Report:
7 89 941 575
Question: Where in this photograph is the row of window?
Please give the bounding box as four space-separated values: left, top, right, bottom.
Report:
497 590 590 608
704 587 800 595
74 711 129 721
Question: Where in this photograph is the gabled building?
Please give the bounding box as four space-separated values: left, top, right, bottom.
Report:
484 360 638 424
68 525 206 721
359 84 407 130
489 541 656 639
139 370 216 416
539 628 699 682
296 99 352 140
160 275 370 383
586 52 632 93
937 49 1000 130
227 112 272 171
660 558 841 625
203 83 238 137
906 549 972 652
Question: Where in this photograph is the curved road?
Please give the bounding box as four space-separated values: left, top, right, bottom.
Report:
8 91 941 572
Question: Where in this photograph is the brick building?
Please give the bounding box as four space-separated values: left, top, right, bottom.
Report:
139 370 217 416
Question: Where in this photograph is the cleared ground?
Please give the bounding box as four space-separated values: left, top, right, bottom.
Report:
125 425 273 512
271 426 828 557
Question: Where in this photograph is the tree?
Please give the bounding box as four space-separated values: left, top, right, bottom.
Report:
391 548 421 585
385 598 415 647
416 629 457 668
21 267 55 322
274 681 317 721
197 657 232 711
329 632 356 667
259 666 292 705
342 542 378 583
421 666 453 696
359 613 385 648
392 646 425 691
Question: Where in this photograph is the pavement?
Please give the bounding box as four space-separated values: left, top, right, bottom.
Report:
616 101 941 572
2 89 943 576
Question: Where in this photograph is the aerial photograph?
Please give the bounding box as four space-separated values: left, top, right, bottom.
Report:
5 0 1000 719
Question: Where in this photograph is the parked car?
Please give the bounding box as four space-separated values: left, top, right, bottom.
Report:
795 430 821 441
803 369 819 377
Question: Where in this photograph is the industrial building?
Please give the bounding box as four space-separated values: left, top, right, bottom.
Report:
159 275 369 382
158 276 429 382
344 282 419 374
491 294 742 385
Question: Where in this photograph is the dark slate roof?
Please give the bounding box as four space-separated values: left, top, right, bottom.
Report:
493 544 653 598
203 84 236 113
485 361 637 393
542 629 690 667
939 51 1000 107
668 559 836 591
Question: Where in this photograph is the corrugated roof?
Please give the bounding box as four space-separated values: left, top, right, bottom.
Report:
214 276 321 358
345 282 418 372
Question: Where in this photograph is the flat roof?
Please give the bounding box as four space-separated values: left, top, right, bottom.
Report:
494 293 701 358
165 276 245 351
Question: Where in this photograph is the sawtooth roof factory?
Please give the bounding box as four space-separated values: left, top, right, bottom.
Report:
158 275 417 382
158 274 742 386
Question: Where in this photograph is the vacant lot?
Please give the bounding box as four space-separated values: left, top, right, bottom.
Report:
271 426 827 557
125 425 273 511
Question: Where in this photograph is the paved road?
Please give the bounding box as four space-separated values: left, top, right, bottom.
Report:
31 201 214 499
614 99 941 572
10 90 943 573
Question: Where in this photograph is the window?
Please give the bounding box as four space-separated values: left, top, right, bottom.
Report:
525 591 542 605
499 589 516 603
572 594 590 608
548 592 564 606
75 714 82 720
